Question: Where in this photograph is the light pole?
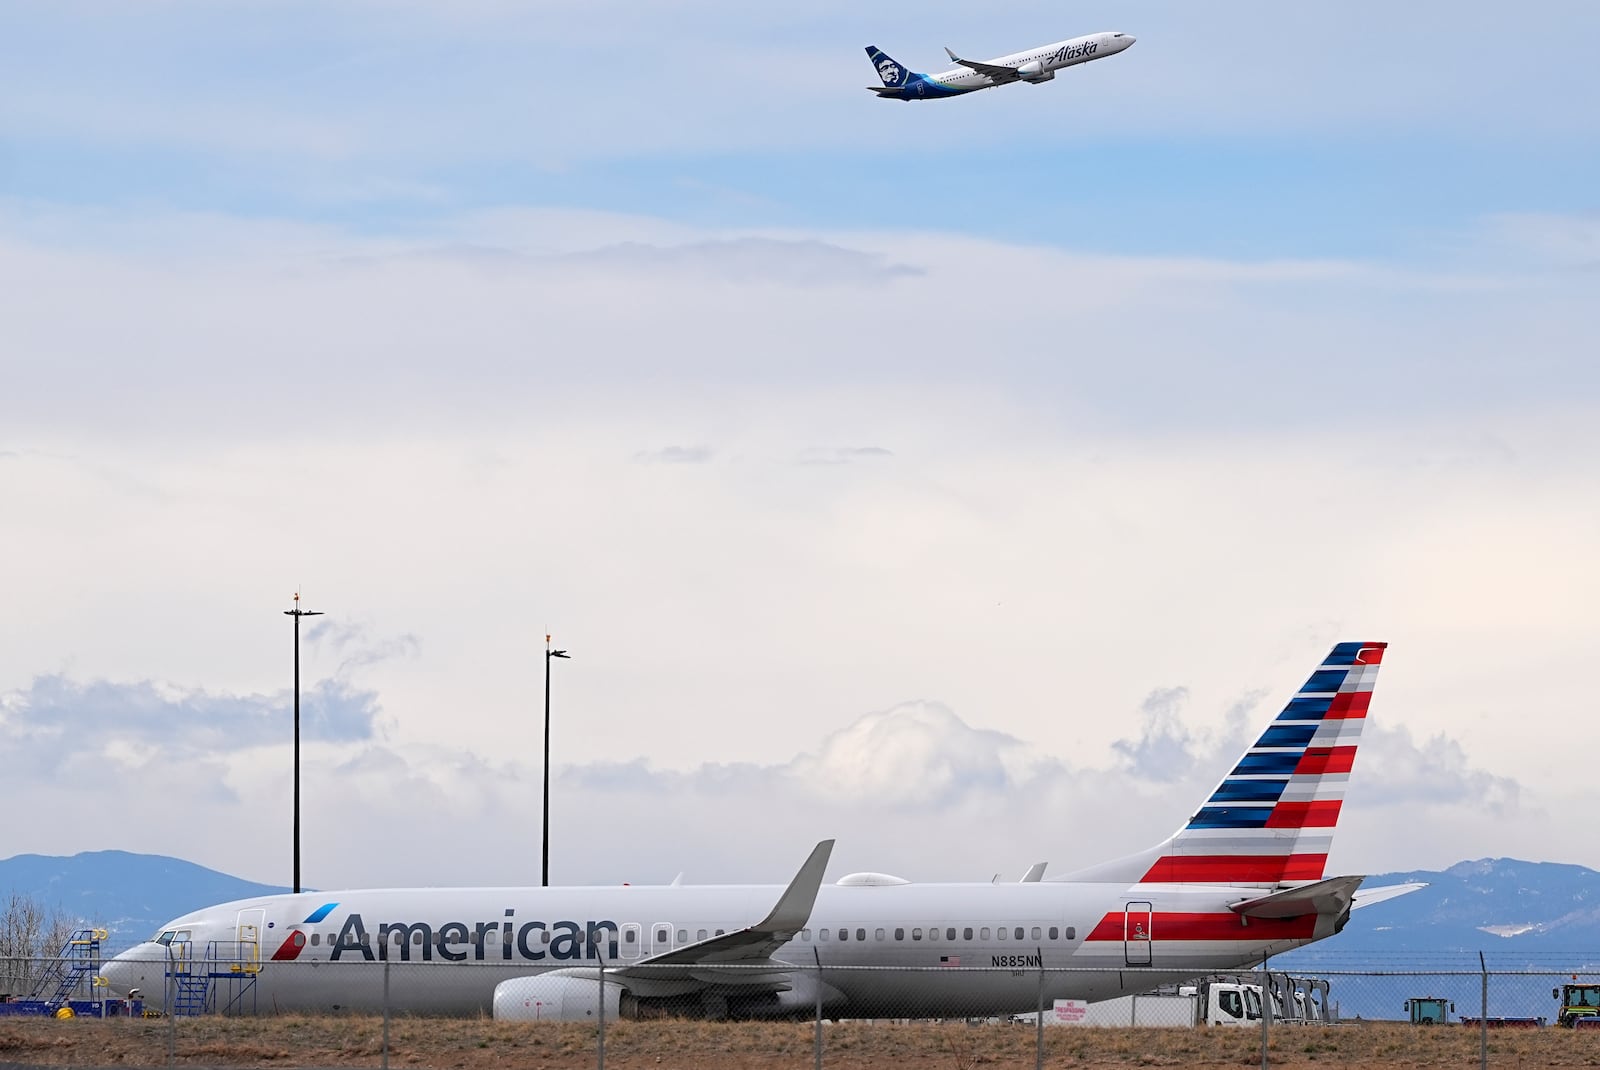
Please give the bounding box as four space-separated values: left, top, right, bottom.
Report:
285 592 323 894
543 635 569 887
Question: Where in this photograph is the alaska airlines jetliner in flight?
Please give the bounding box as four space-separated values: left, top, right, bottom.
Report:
866 31 1135 100
102 642 1418 1020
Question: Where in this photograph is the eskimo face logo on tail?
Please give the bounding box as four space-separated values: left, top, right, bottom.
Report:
877 59 902 85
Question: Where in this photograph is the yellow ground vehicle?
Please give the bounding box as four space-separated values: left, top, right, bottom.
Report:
1405 997 1453 1025
1553 983 1600 1028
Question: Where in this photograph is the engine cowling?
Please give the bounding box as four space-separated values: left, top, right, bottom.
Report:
494 972 626 1021
1016 60 1047 80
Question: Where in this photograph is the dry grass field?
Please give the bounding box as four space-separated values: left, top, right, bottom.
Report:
4 1016 1600 1069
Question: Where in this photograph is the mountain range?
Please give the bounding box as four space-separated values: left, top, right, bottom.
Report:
5 851 1600 964
0 850 289 947
1311 858 1600 965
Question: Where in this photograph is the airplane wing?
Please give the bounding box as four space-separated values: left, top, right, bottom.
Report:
944 46 1021 82
1351 882 1427 909
609 839 834 986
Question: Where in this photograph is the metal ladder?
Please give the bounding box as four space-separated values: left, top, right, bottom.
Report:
207 940 260 1016
29 928 106 1011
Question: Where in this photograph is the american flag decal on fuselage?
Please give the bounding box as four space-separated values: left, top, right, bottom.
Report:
1141 641 1385 886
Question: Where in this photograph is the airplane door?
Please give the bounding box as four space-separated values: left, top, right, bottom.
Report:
648 922 673 955
1123 901 1153 966
620 923 642 960
235 909 266 972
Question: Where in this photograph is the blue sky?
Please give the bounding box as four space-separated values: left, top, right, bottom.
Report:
1 0 1597 889
7 1 1597 257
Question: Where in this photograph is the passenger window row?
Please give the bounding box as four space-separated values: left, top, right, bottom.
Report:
304 922 1077 951
797 925 1076 942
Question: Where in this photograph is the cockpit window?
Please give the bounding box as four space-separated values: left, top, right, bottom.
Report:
157 930 177 945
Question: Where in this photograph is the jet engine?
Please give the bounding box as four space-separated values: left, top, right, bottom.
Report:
1016 60 1052 81
494 971 629 1021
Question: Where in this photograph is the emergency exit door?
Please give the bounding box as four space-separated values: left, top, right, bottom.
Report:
1123 901 1153 966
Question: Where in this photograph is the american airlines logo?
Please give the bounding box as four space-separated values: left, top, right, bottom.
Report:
1050 41 1098 63
323 912 621 962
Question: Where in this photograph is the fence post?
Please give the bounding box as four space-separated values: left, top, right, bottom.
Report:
813 949 823 1070
1478 952 1487 1070
381 961 390 1070
1036 952 1045 1070
1258 955 1270 1070
165 943 176 1067
597 952 606 1070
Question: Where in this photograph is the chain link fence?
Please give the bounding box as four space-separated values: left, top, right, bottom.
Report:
5 953 1600 1067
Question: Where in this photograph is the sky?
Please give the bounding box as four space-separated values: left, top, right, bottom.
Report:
2 0 1598 894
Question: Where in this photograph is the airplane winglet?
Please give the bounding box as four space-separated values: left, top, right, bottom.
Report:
753 839 834 933
944 46 961 62
1020 862 1047 883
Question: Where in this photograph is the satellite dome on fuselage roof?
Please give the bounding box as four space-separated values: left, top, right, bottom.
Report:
835 872 912 886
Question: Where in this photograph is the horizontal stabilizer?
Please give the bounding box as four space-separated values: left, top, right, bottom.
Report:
1228 875 1365 919
1352 881 1427 910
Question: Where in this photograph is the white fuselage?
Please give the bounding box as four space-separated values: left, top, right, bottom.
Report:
934 31 1134 90
103 878 1333 1018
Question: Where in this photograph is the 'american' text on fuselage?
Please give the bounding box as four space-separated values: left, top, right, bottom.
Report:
329 913 620 962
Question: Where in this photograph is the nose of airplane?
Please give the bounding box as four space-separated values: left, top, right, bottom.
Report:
1122 34 1137 47
101 943 165 1004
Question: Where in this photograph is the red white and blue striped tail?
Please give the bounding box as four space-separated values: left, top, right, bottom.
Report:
1063 641 1386 888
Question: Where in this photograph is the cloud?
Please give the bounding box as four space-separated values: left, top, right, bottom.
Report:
789 701 1039 808
1111 686 1197 781
0 656 1550 892
0 674 381 769
634 446 714 465
3 203 1595 455
560 702 1048 813
1475 214 1600 272
557 238 923 287
0 199 1592 886
794 447 894 466
1354 723 1521 815
304 619 421 677
333 244 530 274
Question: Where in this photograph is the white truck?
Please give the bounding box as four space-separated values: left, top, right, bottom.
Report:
1036 974 1333 1029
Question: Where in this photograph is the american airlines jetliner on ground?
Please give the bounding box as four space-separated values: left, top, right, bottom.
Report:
102 642 1417 1020
866 31 1135 100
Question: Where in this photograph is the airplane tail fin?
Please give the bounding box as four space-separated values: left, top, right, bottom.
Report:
865 45 914 89
1062 642 1387 887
